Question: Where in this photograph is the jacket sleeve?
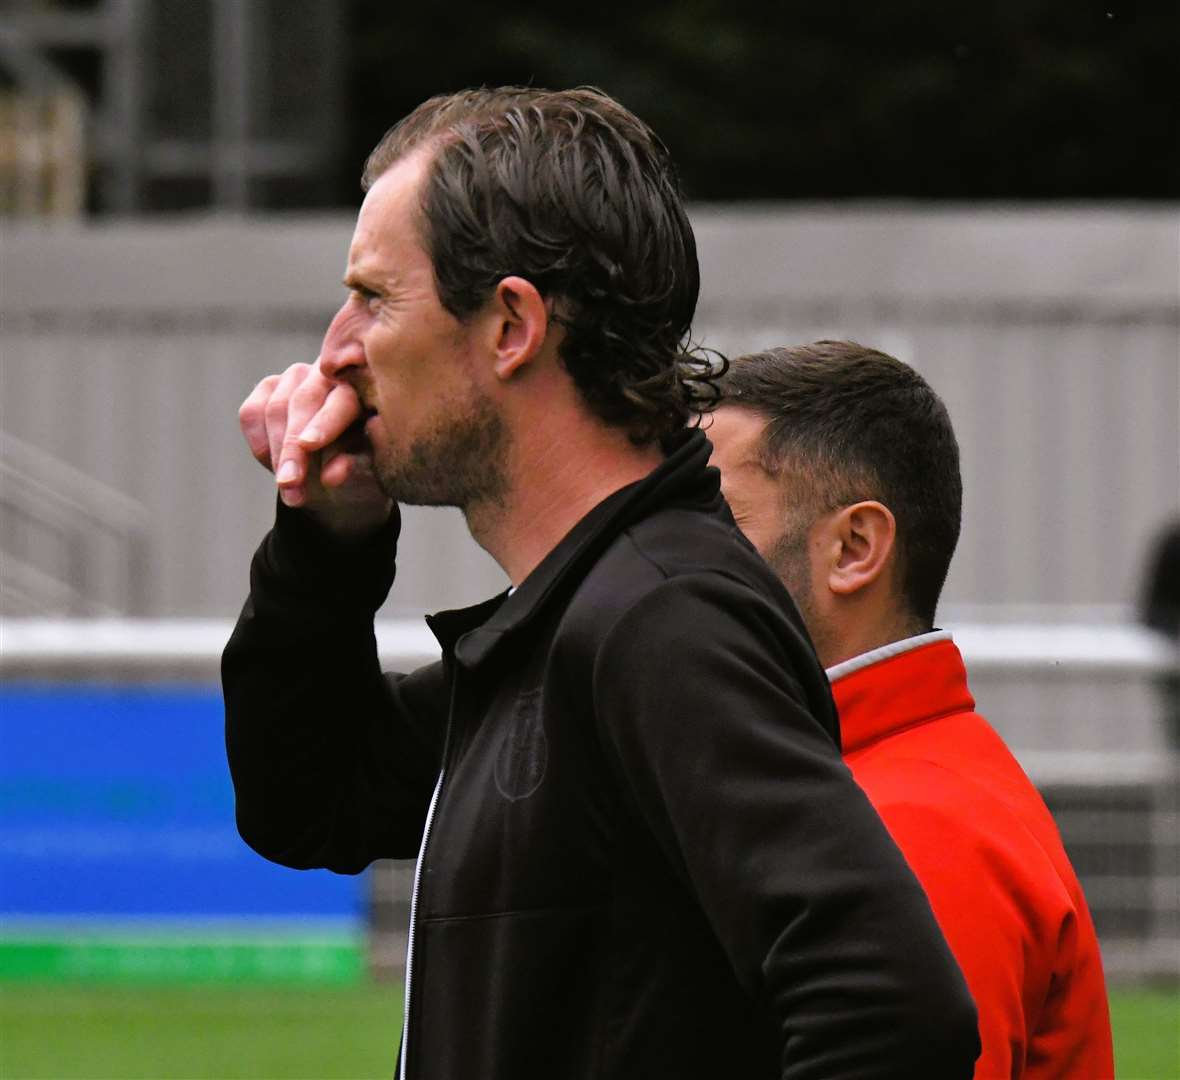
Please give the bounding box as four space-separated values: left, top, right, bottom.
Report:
591 572 980 1080
222 502 447 873
863 764 1114 1079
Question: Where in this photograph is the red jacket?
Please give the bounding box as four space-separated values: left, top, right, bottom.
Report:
832 633 1114 1079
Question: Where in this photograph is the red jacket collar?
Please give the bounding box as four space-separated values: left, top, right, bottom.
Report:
829 637 976 755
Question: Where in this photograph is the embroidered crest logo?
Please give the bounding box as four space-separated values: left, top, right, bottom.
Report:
494 689 548 801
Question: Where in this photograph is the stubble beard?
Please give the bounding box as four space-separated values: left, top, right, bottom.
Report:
371 388 510 512
765 515 828 662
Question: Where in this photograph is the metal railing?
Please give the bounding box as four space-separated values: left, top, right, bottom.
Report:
0 432 153 616
3 615 1172 675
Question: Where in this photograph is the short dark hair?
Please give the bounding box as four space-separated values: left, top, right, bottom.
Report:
718 341 962 628
362 86 720 444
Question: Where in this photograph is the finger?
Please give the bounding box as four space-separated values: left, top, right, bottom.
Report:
275 443 310 506
296 383 363 451
320 446 355 489
274 370 340 504
239 374 281 469
318 423 376 488
265 364 314 486
317 443 393 535
286 366 339 440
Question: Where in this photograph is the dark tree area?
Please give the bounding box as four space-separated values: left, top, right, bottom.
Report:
343 0 1177 204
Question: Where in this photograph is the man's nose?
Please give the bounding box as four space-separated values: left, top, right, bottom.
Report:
319 303 365 381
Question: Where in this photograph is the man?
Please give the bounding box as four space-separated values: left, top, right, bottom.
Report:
708 340 1114 1079
223 89 979 1079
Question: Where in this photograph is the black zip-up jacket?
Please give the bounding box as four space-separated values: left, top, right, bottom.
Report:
224 431 980 1079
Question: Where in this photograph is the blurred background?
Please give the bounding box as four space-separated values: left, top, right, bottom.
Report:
1 1 1178 1077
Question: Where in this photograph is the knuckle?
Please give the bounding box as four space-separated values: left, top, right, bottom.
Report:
246 373 279 402
292 380 327 409
263 393 290 424
281 426 306 451
240 394 265 421
241 374 281 419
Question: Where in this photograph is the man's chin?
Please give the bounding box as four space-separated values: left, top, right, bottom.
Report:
371 454 451 508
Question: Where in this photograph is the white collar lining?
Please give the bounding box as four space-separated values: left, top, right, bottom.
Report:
825 629 953 684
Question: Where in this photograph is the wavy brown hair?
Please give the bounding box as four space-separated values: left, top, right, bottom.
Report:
362 86 723 444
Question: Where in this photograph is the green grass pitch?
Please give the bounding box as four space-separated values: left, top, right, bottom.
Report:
0 984 1176 1079
0 985 403 1080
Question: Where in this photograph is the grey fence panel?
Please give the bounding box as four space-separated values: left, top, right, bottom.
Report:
0 320 507 617
2 207 1177 618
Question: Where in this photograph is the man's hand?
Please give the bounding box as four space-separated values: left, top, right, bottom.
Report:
239 362 392 537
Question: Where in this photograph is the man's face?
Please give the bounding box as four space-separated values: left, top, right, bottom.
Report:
707 405 823 630
706 407 788 556
320 149 507 508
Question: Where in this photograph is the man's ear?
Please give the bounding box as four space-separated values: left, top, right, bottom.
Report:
488 276 549 381
827 501 897 597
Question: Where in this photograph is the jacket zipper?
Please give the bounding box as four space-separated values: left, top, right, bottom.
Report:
399 765 444 1080
400 674 459 1080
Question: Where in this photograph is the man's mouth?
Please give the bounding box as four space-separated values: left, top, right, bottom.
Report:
360 405 383 443
338 405 380 451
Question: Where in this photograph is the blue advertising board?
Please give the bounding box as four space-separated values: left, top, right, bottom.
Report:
0 684 367 980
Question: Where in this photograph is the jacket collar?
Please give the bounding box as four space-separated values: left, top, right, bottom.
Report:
427 429 721 669
828 634 976 755
825 630 952 682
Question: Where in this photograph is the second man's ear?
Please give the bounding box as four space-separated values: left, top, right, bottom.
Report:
490 276 550 381
827 501 897 597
